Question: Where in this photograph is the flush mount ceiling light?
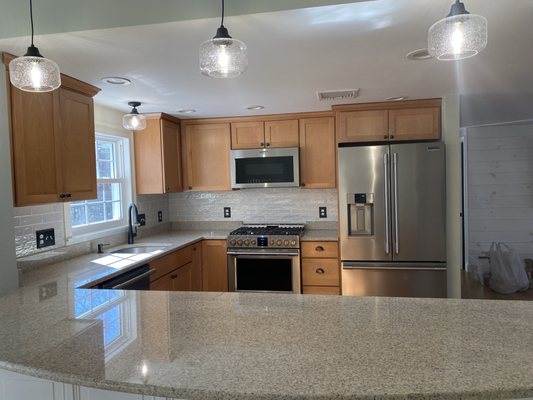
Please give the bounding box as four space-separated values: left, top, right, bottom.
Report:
199 0 248 78
122 102 147 131
101 76 131 86
9 0 61 92
246 105 265 110
428 0 487 61
386 96 408 101
177 109 197 114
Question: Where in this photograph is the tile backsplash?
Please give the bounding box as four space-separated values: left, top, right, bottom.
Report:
168 188 338 223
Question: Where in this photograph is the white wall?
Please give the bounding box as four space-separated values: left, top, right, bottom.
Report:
0 60 19 293
466 122 533 261
443 95 462 299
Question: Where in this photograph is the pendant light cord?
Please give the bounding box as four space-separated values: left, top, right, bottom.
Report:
220 0 225 27
29 0 34 46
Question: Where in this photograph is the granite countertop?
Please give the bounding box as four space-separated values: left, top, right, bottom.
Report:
301 229 338 241
1 287 533 400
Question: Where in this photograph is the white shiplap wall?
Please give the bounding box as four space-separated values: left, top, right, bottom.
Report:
467 123 533 260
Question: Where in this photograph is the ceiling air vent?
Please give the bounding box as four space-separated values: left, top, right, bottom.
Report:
317 89 359 101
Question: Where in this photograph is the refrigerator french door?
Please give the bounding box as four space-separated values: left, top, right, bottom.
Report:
339 142 447 298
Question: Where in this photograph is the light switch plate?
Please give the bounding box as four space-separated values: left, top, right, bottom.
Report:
224 207 231 218
158 211 163 222
319 207 327 218
36 228 55 249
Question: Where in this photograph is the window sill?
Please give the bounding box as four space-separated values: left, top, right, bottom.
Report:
67 225 128 246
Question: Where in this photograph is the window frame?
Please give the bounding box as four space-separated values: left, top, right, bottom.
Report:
64 132 133 243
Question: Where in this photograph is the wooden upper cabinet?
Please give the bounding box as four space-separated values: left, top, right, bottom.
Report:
265 119 299 148
58 88 97 202
334 99 441 144
134 114 182 195
4 52 101 206
183 123 231 191
231 119 299 149
388 107 440 141
231 121 264 149
299 117 336 189
336 110 388 143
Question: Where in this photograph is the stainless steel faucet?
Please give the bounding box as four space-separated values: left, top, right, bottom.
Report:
128 203 140 244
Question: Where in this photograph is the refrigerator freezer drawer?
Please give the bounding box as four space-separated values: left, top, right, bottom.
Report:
342 263 447 298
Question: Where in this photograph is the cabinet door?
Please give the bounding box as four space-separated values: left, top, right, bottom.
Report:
201 240 228 292
134 118 164 194
230 121 264 149
58 88 97 201
388 107 441 141
265 120 299 148
336 110 388 143
299 117 336 189
150 273 173 291
183 124 231 191
301 258 340 286
161 119 182 193
8 84 62 206
171 262 194 291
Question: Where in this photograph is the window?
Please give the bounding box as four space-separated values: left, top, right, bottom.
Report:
66 133 132 239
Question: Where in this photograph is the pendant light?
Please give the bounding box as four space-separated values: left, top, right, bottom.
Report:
9 0 61 92
199 0 248 78
428 0 487 61
122 102 147 131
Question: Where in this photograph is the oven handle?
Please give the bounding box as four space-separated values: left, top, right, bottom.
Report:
227 250 300 257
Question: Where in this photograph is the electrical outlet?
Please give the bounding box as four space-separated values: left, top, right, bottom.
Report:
39 282 57 302
319 207 327 218
158 211 163 223
138 214 146 226
36 228 55 249
224 207 231 218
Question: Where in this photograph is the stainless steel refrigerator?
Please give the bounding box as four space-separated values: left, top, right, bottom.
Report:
338 142 447 298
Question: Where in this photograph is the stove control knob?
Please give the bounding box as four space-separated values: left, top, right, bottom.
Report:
251 240 257 246
291 240 297 246
229 239 236 246
237 240 243 246
244 240 250 246
276 239 283 246
283 240 289 246
269 240 275 246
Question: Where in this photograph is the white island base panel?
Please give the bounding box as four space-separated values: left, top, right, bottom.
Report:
0 370 173 400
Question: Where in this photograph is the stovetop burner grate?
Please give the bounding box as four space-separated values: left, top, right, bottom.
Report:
229 224 305 236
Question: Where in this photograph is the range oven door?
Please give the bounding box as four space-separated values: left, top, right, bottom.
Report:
227 250 301 294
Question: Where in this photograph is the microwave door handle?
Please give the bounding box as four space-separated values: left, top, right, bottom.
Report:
383 153 390 255
392 152 399 255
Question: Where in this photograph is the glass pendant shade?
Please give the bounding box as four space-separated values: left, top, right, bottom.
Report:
428 2 487 61
200 36 248 78
122 102 146 131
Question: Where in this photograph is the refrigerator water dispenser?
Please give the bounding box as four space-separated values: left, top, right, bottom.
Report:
347 193 374 236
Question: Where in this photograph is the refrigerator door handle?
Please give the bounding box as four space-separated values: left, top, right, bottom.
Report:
392 152 399 255
383 153 390 255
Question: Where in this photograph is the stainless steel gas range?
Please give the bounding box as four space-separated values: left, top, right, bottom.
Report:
226 224 305 294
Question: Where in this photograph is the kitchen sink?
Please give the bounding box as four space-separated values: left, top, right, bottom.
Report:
112 245 168 254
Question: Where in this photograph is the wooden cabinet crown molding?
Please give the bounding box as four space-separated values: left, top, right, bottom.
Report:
180 110 334 126
332 98 442 112
2 52 100 98
141 112 181 124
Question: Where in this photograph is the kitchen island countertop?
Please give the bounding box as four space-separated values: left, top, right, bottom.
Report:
1 282 533 399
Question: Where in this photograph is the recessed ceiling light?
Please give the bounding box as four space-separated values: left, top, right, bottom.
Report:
101 76 131 85
386 96 408 101
406 49 432 61
178 109 197 114
246 105 265 110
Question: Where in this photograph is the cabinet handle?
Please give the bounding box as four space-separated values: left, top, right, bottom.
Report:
170 274 178 279
65 193 72 198
188 186 192 190
315 268 325 274
266 143 270 147
59 193 65 199
384 135 388 139
166 187 170 192
390 135 395 139
315 246 325 252
301 183 305 187
260 142 264 147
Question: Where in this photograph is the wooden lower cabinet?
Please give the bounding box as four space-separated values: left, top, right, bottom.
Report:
201 240 228 292
301 241 340 295
150 243 202 292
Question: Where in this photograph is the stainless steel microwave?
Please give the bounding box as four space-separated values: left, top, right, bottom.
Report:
230 147 300 189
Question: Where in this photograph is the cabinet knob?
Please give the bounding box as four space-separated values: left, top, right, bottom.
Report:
315 246 325 252
59 193 65 199
383 135 388 139
301 183 306 187
390 135 395 139
260 142 264 147
315 268 325 274
66 193 72 198
266 143 270 147
188 186 192 190
166 187 170 192
170 274 178 279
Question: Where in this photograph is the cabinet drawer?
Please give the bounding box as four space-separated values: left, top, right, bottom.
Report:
303 286 340 295
302 258 339 286
301 241 338 258
149 246 193 282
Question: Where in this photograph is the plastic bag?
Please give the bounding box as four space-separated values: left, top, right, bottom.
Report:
488 242 529 294
468 255 491 286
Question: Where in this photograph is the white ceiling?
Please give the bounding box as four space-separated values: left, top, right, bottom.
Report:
1 0 532 125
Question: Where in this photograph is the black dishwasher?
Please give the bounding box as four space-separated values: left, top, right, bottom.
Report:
95 264 155 290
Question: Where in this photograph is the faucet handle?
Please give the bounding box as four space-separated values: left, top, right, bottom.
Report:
97 243 111 254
